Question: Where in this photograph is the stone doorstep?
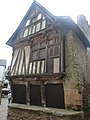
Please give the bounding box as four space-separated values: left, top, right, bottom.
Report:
8 103 83 117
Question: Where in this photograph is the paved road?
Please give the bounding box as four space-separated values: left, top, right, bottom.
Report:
0 98 8 120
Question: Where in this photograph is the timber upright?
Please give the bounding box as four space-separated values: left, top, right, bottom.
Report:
6 1 90 120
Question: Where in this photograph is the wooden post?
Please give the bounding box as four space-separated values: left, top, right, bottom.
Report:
41 81 45 107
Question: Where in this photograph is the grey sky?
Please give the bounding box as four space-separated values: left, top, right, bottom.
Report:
0 0 90 68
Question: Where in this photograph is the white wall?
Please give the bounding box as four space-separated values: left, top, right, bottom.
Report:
0 66 5 81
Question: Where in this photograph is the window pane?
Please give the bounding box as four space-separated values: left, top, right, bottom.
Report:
42 15 45 20
54 45 60 56
25 19 30 26
29 27 32 35
37 14 42 20
53 58 59 73
41 20 46 29
23 28 28 37
32 51 38 60
48 47 53 57
40 49 45 59
47 59 53 73
32 25 36 34
32 44 39 51
36 22 41 32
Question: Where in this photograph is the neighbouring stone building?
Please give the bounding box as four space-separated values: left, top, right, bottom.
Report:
0 59 6 104
6 1 90 120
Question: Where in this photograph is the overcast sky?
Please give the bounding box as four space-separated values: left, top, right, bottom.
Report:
0 0 90 68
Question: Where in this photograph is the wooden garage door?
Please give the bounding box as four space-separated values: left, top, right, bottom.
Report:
12 84 26 104
30 85 41 106
45 84 65 109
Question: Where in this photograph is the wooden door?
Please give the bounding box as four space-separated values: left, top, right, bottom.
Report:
30 85 41 106
45 84 65 109
12 84 26 104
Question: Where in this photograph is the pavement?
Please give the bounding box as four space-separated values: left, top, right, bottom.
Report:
0 98 8 120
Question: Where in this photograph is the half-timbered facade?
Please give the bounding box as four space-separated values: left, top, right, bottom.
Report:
7 1 90 111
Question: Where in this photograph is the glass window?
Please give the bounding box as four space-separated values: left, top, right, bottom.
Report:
32 17 37 23
53 58 59 73
23 28 28 37
32 25 36 34
29 27 32 35
39 49 45 59
36 22 41 32
42 15 45 20
54 45 60 56
37 14 42 20
32 51 38 60
48 47 54 57
41 20 46 29
25 19 30 26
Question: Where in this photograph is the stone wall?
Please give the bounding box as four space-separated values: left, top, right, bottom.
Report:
7 104 84 120
64 30 88 110
0 82 2 104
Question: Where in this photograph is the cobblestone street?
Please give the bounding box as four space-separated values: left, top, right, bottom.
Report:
0 98 8 120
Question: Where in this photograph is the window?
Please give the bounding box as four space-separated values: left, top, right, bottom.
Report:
30 85 41 106
48 47 53 57
37 14 42 20
53 58 60 73
23 28 28 37
32 51 38 60
45 84 65 109
41 20 46 29
39 49 45 59
29 27 32 35
18 10 48 39
32 25 36 34
25 19 30 26
36 22 41 32
54 45 60 56
47 36 60 73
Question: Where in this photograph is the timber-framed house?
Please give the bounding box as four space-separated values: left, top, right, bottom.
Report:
6 1 90 111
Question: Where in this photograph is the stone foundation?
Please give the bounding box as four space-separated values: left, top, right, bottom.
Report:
7 104 84 120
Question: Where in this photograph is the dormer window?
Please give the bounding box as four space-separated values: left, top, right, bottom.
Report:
36 22 41 32
23 28 28 37
18 9 48 39
37 14 42 20
25 19 30 26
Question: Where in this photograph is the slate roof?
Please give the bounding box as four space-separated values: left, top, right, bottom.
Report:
6 0 90 47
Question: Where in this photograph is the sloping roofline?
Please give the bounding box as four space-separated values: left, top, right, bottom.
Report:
6 0 90 47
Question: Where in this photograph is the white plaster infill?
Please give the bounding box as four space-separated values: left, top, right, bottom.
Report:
8 103 83 117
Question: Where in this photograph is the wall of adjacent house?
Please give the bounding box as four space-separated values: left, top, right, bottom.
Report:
0 66 5 81
64 30 88 110
0 66 5 104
